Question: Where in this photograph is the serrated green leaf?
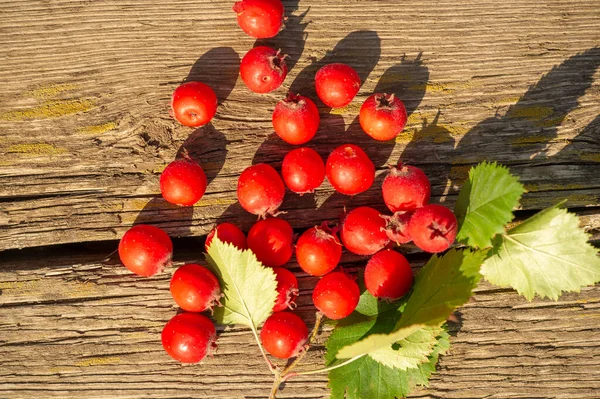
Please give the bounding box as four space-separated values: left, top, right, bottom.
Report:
455 161 525 248
368 326 442 370
206 237 277 327
481 202 600 300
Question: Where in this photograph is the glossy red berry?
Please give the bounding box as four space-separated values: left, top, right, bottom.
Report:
260 312 308 359
295 223 342 276
118 224 173 277
237 163 285 217
341 207 389 255
170 264 221 313
312 272 360 320
171 81 218 127
382 211 413 245
364 249 413 300
247 217 294 267
160 159 207 206
272 93 320 145
272 267 299 312
233 0 284 39
205 222 247 251
240 46 288 94
408 204 458 253
161 313 217 363
281 147 325 194
382 164 431 213
315 63 361 108
326 144 375 195
359 93 407 141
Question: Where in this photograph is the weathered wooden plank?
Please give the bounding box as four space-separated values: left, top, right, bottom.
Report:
0 249 599 398
0 0 599 250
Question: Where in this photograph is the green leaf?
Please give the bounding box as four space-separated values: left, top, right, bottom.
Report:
368 326 443 370
481 202 600 300
455 161 525 248
206 237 277 327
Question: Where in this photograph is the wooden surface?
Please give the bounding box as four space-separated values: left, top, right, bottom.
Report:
1 0 600 398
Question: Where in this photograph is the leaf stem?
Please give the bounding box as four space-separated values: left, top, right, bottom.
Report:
286 354 367 377
250 324 276 374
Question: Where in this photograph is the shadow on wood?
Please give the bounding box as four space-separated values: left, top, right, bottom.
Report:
184 46 240 104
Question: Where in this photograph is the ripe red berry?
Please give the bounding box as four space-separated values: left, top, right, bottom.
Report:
382 164 431 213
326 144 375 195
341 206 389 255
237 163 285 217
171 81 218 127
170 264 222 313
315 63 361 108
240 46 288 94
233 0 284 39
205 222 247 251
272 93 320 145
382 211 413 245
359 93 407 141
247 217 294 267
272 267 299 312
161 313 217 363
160 159 207 206
364 249 413 300
281 147 325 194
260 312 308 359
312 272 360 320
295 223 342 276
408 204 458 253
118 224 173 277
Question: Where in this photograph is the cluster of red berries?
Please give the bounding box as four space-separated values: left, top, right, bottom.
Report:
117 0 459 365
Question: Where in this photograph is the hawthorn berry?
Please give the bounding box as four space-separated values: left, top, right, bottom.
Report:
272 267 299 312
359 93 407 141
326 144 375 195
170 263 222 313
382 164 431 213
240 46 288 94
260 312 308 359
340 206 389 255
382 211 413 245
233 0 284 39
205 222 247 251
272 93 320 145
364 249 413 300
237 163 285 217
247 217 294 267
170 81 218 127
281 147 325 194
118 224 173 277
312 271 360 320
161 313 217 363
408 204 458 253
160 159 207 206
295 223 342 276
315 63 361 108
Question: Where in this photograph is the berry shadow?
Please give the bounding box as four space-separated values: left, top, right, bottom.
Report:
185 46 240 104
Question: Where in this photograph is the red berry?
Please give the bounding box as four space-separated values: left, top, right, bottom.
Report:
161 313 217 363
382 164 431 213
281 147 325 194
326 144 375 195
170 264 222 313
295 223 342 276
233 0 284 39
364 249 413 300
171 81 217 127
408 204 458 253
382 211 413 245
160 159 207 206
240 46 288 94
341 207 389 255
315 63 361 108
118 224 173 277
359 93 407 141
312 272 360 320
247 217 294 267
272 93 320 145
237 163 285 217
272 267 299 312
205 222 247 251
260 312 308 359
